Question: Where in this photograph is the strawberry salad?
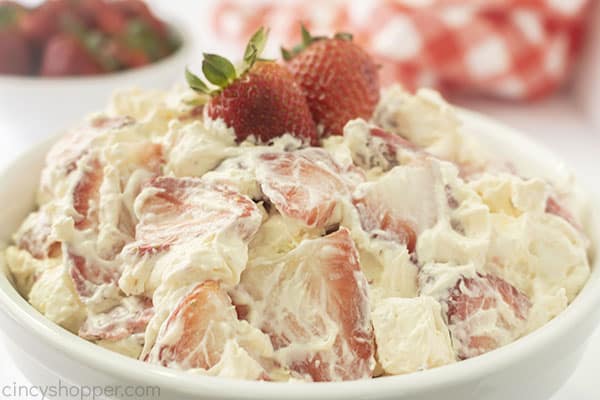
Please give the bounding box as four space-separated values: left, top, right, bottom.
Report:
2 28 591 382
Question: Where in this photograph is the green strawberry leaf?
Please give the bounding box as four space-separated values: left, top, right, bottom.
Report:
241 27 269 75
301 24 313 46
281 24 329 61
185 67 211 94
202 53 237 88
242 44 257 71
244 27 268 63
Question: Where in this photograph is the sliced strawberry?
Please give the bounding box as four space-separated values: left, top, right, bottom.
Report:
239 228 374 381
296 147 366 187
67 250 120 299
352 162 439 252
367 127 424 171
47 122 95 172
67 155 162 301
79 296 153 341
546 196 581 230
44 117 132 175
445 273 531 359
148 281 246 369
370 127 420 157
132 176 261 255
136 142 163 173
353 197 417 253
16 211 60 259
39 116 142 201
283 26 380 137
340 124 423 171
370 127 484 179
73 157 104 230
186 27 317 144
256 149 353 228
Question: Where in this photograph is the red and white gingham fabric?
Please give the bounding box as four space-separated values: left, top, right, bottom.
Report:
211 0 590 100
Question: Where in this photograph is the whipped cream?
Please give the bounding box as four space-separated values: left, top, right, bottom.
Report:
3 84 591 380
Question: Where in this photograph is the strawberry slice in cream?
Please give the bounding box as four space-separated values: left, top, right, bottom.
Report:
234 228 374 381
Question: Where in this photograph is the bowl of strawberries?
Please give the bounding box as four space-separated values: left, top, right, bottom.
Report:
0 0 190 138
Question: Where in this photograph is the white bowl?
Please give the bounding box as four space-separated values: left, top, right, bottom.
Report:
0 24 192 141
0 110 598 400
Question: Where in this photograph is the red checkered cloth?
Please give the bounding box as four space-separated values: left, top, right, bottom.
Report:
211 0 590 100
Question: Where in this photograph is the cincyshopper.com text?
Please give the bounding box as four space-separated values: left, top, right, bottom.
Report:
1 380 160 399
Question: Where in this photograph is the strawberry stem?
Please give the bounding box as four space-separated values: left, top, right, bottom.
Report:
281 23 341 60
241 26 268 74
185 68 211 94
186 27 269 95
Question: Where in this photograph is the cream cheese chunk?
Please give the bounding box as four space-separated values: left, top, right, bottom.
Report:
372 296 455 374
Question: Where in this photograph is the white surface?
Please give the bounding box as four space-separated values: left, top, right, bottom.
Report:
0 0 598 398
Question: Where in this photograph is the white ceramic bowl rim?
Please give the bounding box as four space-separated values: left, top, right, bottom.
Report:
0 109 598 399
0 22 191 86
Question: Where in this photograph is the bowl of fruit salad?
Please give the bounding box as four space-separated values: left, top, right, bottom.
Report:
0 0 189 139
0 27 597 400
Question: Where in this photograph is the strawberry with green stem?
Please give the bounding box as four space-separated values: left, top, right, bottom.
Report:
282 25 380 137
186 27 317 145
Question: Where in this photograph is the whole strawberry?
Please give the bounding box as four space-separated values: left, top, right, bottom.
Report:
283 26 380 137
186 28 317 145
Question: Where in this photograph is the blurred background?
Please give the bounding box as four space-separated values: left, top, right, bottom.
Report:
0 1 599 397
0 0 598 184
